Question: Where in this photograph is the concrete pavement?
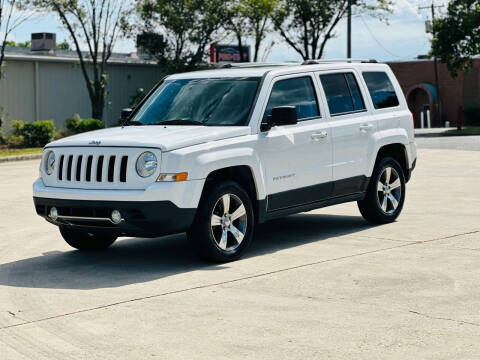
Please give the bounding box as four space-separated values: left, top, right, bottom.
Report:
0 148 479 359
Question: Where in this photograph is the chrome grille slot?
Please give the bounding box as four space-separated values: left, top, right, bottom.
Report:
45 147 160 190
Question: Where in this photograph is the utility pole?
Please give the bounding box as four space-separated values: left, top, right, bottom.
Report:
347 0 352 58
420 1 444 126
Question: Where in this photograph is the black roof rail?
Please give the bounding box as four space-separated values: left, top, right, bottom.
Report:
302 58 378 65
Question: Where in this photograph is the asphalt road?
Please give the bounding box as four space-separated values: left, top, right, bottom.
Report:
1 147 479 359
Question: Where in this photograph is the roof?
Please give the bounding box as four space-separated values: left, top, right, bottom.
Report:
3 46 157 66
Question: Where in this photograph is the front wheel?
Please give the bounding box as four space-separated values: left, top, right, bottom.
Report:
358 157 406 224
59 226 117 251
187 181 255 262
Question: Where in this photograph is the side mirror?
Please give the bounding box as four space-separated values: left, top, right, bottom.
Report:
121 108 133 122
261 106 298 132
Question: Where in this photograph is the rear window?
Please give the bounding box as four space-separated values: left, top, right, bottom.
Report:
264 76 319 121
320 73 366 116
362 72 399 109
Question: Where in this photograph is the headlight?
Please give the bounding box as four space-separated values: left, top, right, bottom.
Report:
45 151 55 175
136 151 158 178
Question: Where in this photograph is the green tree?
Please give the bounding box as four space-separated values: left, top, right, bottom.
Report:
272 0 391 60
137 0 228 72
56 40 70 50
431 0 480 77
28 0 130 121
0 0 30 79
227 0 278 62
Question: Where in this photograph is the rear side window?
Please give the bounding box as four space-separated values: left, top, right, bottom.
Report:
362 72 399 109
264 76 319 121
320 73 366 116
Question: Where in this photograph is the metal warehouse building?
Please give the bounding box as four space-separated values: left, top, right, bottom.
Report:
0 46 163 131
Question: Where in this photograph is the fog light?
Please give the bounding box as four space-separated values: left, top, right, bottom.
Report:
111 210 122 224
49 207 58 221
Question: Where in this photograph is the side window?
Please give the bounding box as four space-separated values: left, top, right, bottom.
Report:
320 73 366 116
345 73 365 111
362 72 400 109
264 76 319 121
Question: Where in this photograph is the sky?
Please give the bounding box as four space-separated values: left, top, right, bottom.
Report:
6 0 450 63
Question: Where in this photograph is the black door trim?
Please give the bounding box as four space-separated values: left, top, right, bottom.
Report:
266 175 369 212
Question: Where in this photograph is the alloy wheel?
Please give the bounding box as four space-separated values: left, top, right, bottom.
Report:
376 166 402 215
210 193 247 251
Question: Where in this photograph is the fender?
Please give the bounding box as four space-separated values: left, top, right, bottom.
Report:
163 143 268 201
192 147 268 200
367 128 410 177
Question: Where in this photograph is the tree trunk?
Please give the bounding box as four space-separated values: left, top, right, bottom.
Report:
236 33 245 62
91 80 105 122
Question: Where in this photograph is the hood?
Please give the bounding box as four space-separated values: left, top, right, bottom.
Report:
46 125 251 151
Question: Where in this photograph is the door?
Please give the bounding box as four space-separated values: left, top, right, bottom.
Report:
258 74 333 211
317 70 375 196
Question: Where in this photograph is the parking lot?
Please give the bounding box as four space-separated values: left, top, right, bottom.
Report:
1 139 479 359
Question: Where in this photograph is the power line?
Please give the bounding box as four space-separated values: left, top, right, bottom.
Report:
359 15 429 60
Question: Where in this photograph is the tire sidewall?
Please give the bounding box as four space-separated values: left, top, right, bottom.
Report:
191 181 255 262
371 157 406 222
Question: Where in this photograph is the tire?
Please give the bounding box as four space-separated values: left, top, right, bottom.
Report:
59 226 117 251
187 181 255 262
358 157 406 224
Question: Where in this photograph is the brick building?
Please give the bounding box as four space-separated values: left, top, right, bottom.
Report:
387 58 480 128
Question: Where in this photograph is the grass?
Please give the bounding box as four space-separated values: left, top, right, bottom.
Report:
443 126 480 136
0 147 43 158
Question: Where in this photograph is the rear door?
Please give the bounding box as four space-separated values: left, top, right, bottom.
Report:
317 70 375 196
258 73 333 211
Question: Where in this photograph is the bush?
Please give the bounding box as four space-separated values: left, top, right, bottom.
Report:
11 120 55 147
11 120 24 135
0 129 5 145
6 135 25 148
463 107 480 126
22 120 56 147
65 114 105 134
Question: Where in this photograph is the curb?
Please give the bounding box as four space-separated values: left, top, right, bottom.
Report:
0 153 42 163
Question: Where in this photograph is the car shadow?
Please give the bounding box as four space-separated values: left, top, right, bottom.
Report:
0 213 374 290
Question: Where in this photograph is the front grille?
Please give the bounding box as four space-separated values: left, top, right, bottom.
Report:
56 153 129 184
43 147 161 190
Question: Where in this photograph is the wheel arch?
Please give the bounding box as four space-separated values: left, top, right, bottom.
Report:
201 165 264 223
372 143 410 182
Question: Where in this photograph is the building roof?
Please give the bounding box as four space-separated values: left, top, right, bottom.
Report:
3 46 157 66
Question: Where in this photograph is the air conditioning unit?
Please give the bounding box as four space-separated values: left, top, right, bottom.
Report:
31 33 56 52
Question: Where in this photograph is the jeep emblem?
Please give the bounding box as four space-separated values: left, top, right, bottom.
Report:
89 140 101 146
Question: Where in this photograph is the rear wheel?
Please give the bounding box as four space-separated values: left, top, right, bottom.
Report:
358 157 406 224
187 181 254 262
59 226 117 251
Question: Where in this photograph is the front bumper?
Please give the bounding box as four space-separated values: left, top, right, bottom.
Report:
34 197 196 238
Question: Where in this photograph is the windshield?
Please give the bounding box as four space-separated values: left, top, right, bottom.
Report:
131 77 261 126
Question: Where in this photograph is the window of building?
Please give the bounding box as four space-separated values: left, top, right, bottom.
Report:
362 72 400 109
264 76 319 121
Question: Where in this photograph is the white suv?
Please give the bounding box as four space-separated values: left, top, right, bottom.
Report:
33 60 417 262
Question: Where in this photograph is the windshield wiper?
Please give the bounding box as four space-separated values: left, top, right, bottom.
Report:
126 120 144 126
152 119 206 126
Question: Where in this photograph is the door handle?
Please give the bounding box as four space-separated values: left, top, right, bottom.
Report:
311 131 328 141
359 124 374 132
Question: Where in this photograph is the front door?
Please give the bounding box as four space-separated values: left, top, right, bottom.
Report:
258 74 333 211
